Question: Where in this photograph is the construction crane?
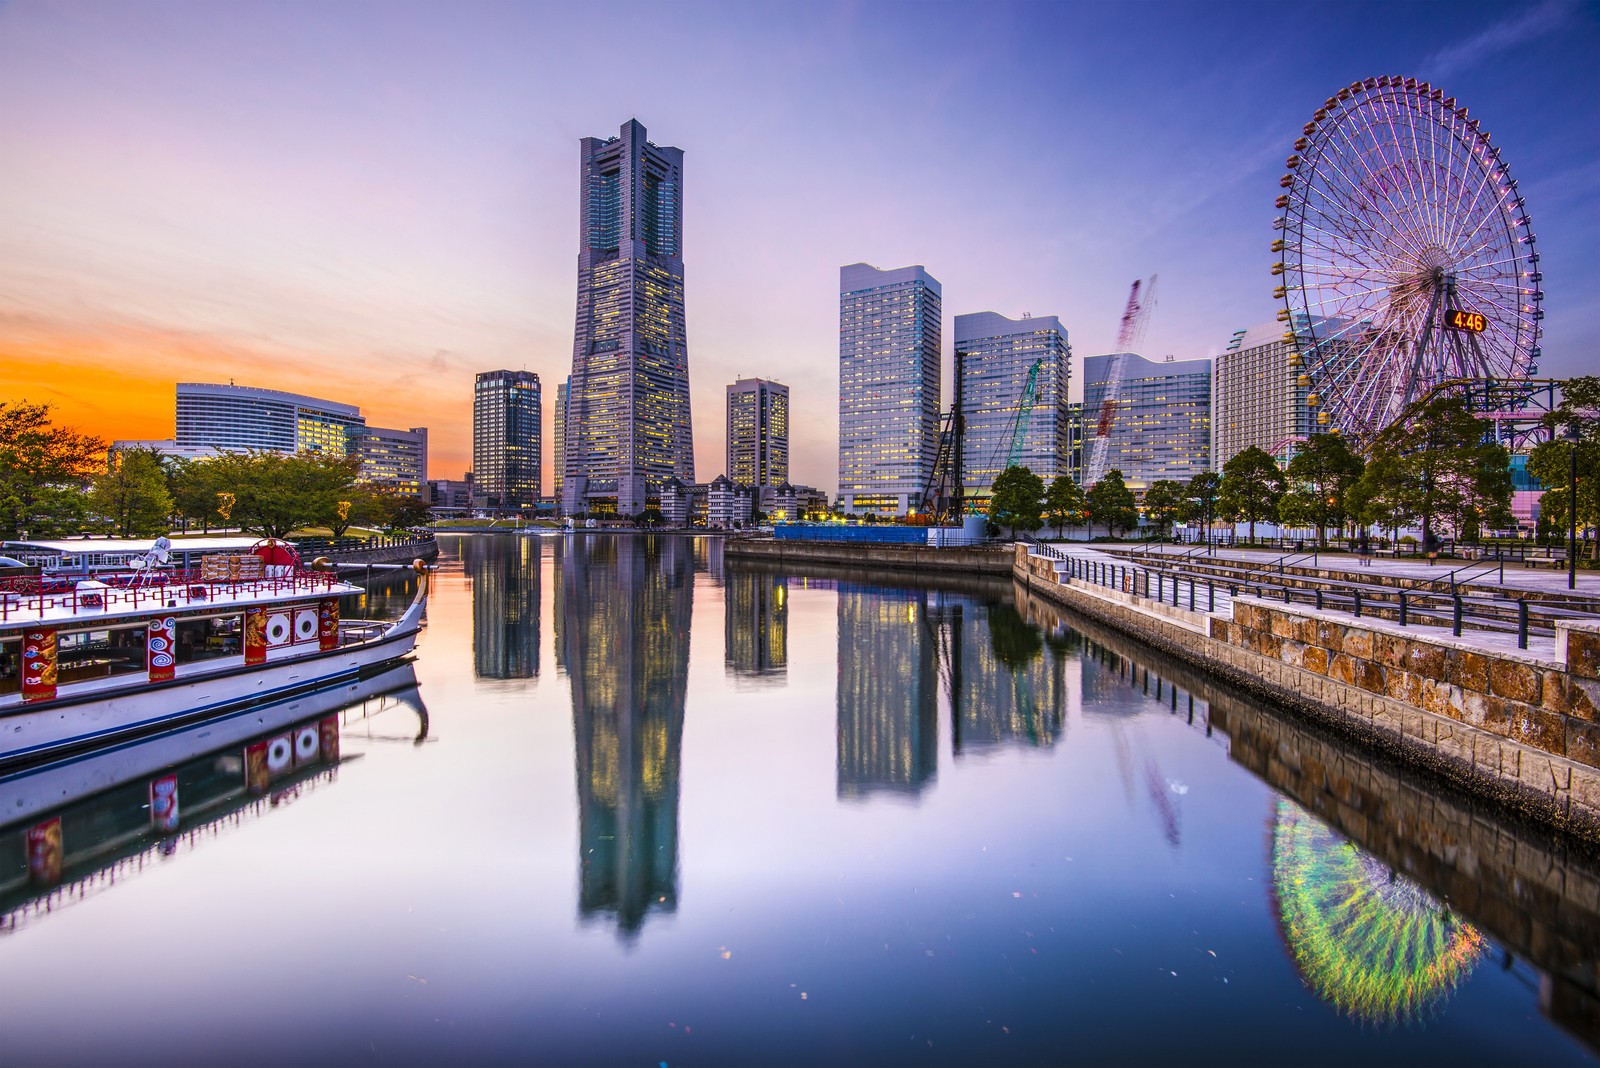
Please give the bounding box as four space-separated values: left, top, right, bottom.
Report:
1085 276 1158 486
998 358 1045 473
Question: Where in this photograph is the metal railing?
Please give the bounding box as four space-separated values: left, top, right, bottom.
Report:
0 568 344 622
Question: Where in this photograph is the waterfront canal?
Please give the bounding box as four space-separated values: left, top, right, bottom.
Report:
1 533 1596 1065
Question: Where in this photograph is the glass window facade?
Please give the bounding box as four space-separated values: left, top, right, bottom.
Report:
955 312 1071 496
838 263 941 516
474 370 542 509
175 383 365 456
725 378 789 488
565 120 694 517
1081 352 1212 492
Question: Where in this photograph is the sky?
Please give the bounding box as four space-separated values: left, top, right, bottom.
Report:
2 0 1597 494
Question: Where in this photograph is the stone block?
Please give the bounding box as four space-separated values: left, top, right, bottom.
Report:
1570 679 1600 723
1329 653 1357 686
1490 660 1542 704
1567 721 1600 771
1342 628 1374 660
1542 671 1571 714
1270 612 1298 639
1209 618 1232 643
1302 645 1329 675
1509 709 1569 757
1405 643 1448 682
1254 632 1283 659
1280 638 1307 667
1374 633 1406 670
1296 619 1320 645
1566 628 1600 680
1455 651 1491 695
1358 659 1388 695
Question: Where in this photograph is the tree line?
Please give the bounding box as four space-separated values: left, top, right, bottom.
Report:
985 390 1570 547
0 401 431 541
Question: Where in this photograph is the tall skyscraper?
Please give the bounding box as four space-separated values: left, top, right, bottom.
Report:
553 377 569 503
1212 319 1315 469
473 370 541 510
1081 352 1211 492
563 119 694 517
955 311 1071 499
725 377 789 488
464 536 540 679
838 263 941 516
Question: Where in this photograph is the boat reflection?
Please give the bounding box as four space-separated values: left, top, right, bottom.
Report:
0 662 426 935
560 535 690 938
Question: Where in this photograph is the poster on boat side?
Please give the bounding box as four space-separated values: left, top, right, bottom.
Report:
147 616 176 683
318 598 339 651
27 818 62 885
21 628 57 702
244 607 267 666
150 774 180 832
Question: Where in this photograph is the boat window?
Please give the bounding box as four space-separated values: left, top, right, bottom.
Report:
0 638 17 695
175 615 242 664
58 626 148 683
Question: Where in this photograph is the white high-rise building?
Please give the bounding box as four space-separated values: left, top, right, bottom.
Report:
837 263 941 516
955 311 1071 499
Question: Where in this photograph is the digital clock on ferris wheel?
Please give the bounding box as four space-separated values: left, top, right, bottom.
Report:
1445 308 1487 333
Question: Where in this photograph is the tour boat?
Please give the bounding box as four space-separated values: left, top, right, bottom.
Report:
0 537 427 769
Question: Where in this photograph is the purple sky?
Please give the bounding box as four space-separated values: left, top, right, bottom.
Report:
2 0 1596 490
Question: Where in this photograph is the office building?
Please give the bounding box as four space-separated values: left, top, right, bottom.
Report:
955 311 1071 499
358 426 428 496
1212 319 1315 469
726 378 789 488
175 382 365 456
474 370 541 511
1081 352 1211 492
563 119 694 517
553 377 569 503
838 263 941 516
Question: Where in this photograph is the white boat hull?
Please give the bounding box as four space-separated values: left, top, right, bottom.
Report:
0 582 425 768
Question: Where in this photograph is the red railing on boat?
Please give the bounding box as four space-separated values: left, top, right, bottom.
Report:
0 568 344 623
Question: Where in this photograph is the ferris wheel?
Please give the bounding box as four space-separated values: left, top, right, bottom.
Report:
1273 75 1542 444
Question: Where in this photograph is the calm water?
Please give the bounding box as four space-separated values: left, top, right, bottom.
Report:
1 533 1596 1066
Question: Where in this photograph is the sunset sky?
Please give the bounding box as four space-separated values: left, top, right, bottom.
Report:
3 0 1596 492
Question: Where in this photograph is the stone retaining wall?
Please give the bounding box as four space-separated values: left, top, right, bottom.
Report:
724 537 1012 576
1012 544 1600 842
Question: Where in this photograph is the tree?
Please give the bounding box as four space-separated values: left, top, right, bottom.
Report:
1044 475 1088 537
1140 480 1190 540
167 457 224 532
1086 469 1137 538
1219 446 1283 544
1369 395 1508 552
1529 376 1600 561
1187 471 1222 545
195 451 363 539
1282 432 1365 547
989 465 1045 536
1349 451 1414 543
89 447 174 536
0 401 105 540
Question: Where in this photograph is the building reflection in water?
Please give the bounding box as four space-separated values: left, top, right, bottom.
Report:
948 599 1064 755
1271 798 1486 1026
836 584 938 799
463 536 541 679
561 535 691 937
724 570 787 685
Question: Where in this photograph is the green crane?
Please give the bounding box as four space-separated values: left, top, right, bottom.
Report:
999 358 1045 474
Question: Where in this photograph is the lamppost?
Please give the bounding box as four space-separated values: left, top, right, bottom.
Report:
1569 422 1580 591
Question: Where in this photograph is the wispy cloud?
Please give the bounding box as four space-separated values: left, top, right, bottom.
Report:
1423 1 1570 80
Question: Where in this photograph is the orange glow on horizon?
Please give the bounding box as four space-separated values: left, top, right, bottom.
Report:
2 321 471 479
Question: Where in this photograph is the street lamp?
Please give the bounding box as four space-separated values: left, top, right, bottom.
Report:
1569 422 1581 591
